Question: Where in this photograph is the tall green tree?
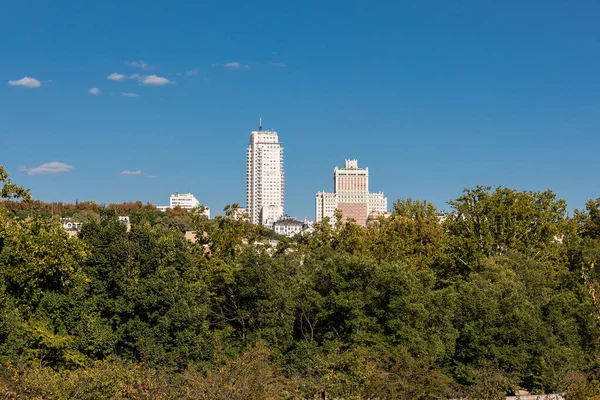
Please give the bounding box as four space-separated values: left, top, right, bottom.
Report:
0 212 89 311
368 198 446 267
445 186 571 275
79 209 212 366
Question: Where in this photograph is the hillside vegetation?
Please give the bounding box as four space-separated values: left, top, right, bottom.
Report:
1 165 600 399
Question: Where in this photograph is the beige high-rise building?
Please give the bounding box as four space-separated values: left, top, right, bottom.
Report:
315 159 387 227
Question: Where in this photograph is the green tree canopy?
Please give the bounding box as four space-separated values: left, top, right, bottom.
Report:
0 164 30 201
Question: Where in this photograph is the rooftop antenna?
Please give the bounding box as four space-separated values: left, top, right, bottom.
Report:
258 117 263 131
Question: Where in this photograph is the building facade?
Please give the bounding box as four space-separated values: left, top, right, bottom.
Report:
170 193 200 209
246 119 285 227
315 159 387 227
157 193 210 217
273 216 306 237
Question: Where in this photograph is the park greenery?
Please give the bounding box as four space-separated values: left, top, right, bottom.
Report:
1 164 600 399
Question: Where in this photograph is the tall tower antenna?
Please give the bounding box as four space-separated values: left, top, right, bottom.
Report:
258 117 263 131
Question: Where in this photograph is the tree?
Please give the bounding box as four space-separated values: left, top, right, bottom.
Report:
79 209 212 366
0 164 30 201
371 261 458 363
445 186 571 275
192 204 264 263
368 198 446 268
453 262 539 389
574 198 600 239
0 210 92 367
183 342 287 400
0 212 90 310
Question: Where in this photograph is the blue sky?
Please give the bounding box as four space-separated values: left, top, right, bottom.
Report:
1 0 599 218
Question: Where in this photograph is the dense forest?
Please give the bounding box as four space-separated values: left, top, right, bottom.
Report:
1 164 600 399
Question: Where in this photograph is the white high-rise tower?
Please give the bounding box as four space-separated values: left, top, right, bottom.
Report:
246 119 285 227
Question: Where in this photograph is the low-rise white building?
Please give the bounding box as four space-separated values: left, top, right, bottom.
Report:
273 216 306 237
170 193 200 209
157 193 210 217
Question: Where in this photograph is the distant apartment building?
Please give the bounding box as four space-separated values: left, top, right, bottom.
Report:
157 192 210 218
315 159 387 227
246 119 285 227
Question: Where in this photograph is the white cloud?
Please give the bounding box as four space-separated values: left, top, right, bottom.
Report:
121 92 139 97
125 60 152 70
141 75 173 86
107 72 127 81
269 62 286 67
147 175 157 179
88 87 100 95
121 170 142 175
8 77 41 88
21 162 74 176
107 71 174 86
186 68 198 76
214 61 249 69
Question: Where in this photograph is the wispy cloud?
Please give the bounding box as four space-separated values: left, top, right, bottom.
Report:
88 87 100 95
269 62 286 67
107 69 174 87
107 72 127 81
21 161 74 176
224 62 242 68
147 175 157 179
121 170 142 175
8 77 42 88
141 75 173 86
214 61 249 69
125 60 152 70
186 68 199 77
121 92 139 97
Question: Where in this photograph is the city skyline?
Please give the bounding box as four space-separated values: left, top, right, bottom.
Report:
2 1 600 219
